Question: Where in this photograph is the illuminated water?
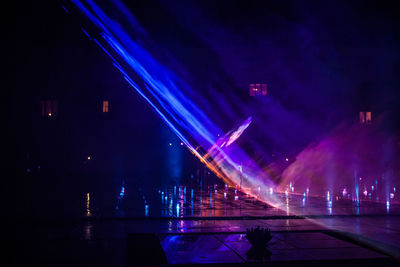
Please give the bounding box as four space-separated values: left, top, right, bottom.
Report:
16 171 400 220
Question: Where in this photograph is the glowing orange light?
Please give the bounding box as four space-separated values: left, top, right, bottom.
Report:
102 100 109 112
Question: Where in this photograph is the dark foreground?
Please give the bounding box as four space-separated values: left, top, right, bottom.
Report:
6 184 400 266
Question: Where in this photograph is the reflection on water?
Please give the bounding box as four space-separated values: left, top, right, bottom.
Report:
64 175 400 221
85 222 92 240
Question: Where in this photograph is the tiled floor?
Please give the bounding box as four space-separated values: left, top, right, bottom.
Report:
160 232 388 264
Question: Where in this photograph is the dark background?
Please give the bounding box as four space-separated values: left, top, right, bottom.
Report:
3 0 400 218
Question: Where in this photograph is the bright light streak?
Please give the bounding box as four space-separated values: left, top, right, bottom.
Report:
86 192 91 217
69 0 283 209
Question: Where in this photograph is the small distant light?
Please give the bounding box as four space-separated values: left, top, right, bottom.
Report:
87 156 91 160
48 112 52 117
390 193 395 199
285 158 289 162
180 142 183 146
169 143 172 146
234 196 239 200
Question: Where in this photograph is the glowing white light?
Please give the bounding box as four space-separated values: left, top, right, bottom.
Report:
234 196 239 200
169 143 172 146
285 158 289 162
269 187 273 194
390 193 395 199
225 117 252 147
87 156 91 160
363 190 368 197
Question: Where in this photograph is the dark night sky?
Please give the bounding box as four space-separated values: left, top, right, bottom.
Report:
98 0 400 133
4 0 400 170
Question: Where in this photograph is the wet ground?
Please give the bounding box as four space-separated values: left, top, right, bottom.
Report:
10 183 400 266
